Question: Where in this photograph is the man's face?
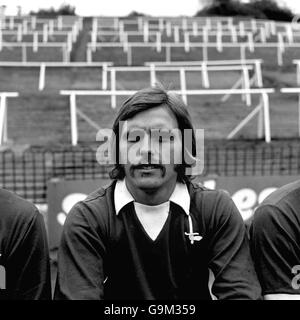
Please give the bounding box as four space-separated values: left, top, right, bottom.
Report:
119 106 182 191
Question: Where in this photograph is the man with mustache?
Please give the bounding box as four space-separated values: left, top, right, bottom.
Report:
54 85 261 300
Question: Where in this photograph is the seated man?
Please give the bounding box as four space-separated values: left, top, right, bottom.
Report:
0 189 51 300
250 180 300 299
55 85 261 300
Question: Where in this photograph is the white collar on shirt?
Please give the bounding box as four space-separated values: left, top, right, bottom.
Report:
114 179 190 216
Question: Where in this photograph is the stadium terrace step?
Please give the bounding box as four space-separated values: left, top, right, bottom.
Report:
70 17 93 62
7 94 70 144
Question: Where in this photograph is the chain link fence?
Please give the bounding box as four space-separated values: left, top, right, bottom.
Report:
1 140 300 203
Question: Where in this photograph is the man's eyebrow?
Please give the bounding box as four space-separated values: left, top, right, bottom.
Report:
127 127 145 131
124 128 145 134
123 128 145 138
123 126 145 131
127 125 177 130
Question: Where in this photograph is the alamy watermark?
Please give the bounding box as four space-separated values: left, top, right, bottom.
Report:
0 258 5 290
291 265 300 290
95 121 205 176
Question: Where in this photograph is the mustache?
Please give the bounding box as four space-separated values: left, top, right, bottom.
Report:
129 163 166 177
131 163 164 170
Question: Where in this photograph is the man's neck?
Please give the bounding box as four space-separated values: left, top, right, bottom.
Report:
125 179 177 206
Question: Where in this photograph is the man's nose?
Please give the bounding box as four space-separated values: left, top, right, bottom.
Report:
139 134 153 162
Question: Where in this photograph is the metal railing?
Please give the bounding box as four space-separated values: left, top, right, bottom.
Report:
60 88 274 145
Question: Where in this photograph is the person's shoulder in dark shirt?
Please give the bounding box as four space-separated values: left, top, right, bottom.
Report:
64 180 115 232
188 181 262 300
1 188 40 228
0 189 52 300
250 180 300 297
188 180 240 227
251 179 300 240
258 179 300 208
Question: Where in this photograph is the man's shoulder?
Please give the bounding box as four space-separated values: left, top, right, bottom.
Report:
188 181 235 220
188 181 244 235
189 180 231 202
83 180 115 204
68 180 116 222
0 188 39 223
256 179 300 215
252 180 300 228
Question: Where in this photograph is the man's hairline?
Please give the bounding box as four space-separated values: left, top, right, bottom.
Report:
115 102 185 134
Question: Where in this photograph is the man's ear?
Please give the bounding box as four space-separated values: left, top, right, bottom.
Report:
184 129 204 176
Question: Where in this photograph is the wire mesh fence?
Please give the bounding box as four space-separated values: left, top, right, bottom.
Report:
1 140 300 203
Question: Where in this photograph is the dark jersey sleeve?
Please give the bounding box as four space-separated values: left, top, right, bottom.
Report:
5 209 52 300
206 191 262 300
250 204 300 295
54 202 107 300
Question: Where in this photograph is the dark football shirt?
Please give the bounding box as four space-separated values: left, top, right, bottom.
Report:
54 180 261 300
250 179 300 295
0 189 52 300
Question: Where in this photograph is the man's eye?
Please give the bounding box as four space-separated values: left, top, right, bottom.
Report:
157 135 175 142
127 134 140 142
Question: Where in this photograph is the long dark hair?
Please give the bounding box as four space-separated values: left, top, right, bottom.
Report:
109 85 197 183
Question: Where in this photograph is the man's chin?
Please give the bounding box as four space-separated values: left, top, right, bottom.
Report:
134 176 164 190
